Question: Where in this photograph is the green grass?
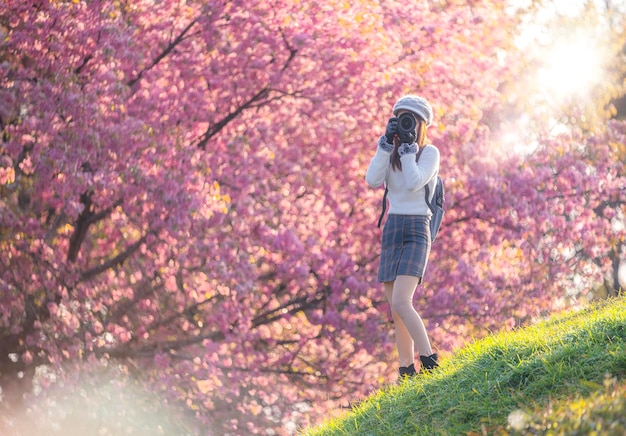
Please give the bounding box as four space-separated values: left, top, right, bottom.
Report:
301 297 626 436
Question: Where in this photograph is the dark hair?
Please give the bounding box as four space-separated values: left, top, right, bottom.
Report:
390 116 427 171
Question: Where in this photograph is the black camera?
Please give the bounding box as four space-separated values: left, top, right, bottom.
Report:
397 112 417 135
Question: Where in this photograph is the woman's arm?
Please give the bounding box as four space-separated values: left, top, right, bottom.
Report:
399 144 440 191
365 136 392 187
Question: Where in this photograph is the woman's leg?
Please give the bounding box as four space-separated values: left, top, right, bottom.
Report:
390 275 433 357
384 281 414 367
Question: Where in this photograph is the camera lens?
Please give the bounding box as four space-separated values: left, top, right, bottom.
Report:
398 113 417 134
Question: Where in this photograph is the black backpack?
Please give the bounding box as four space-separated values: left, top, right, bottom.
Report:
377 147 445 242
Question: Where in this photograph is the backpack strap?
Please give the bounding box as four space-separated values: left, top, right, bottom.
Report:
415 144 426 162
377 186 388 228
418 145 436 210
424 183 435 213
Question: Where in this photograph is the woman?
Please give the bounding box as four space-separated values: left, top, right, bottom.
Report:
365 95 440 378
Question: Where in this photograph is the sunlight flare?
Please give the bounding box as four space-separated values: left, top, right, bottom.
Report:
535 34 608 100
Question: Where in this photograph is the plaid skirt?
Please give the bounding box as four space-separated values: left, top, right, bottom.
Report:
378 214 431 283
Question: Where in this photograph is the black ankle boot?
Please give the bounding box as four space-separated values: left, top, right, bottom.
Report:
420 353 439 371
399 363 417 377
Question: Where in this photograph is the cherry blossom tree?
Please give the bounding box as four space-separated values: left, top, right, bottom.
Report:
0 0 624 434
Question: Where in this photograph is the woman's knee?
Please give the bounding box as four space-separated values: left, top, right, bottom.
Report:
391 296 412 315
389 308 403 323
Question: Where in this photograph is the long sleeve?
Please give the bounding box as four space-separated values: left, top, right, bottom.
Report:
399 145 440 192
365 136 392 188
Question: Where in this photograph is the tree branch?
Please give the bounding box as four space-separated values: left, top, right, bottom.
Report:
103 330 225 360
67 191 94 263
80 233 149 281
127 18 199 88
196 87 270 150
196 30 300 149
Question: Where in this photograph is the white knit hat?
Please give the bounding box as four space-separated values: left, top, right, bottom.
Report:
392 95 433 126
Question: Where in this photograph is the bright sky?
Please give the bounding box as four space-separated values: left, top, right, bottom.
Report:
534 34 608 100
497 0 622 156
515 0 616 101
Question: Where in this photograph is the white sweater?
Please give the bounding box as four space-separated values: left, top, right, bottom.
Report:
365 137 440 216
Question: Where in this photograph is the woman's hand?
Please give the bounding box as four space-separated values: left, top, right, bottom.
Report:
398 129 416 145
385 117 398 144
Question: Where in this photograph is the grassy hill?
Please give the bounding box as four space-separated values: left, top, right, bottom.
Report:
302 297 626 436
